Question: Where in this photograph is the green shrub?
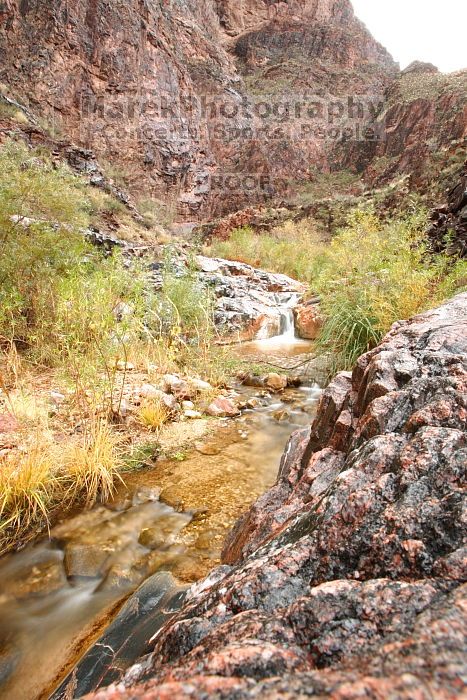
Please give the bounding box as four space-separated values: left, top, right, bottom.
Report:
207 220 327 284
159 252 215 338
0 140 147 373
313 208 467 370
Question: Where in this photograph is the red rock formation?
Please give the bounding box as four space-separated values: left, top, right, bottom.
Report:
337 65 467 192
0 0 397 218
75 293 466 700
294 299 323 339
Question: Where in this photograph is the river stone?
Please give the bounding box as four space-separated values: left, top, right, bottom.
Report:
183 409 203 419
161 393 180 414
206 397 240 417
265 373 288 391
241 374 266 388
137 384 164 400
1 552 67 599
64 542 113 578
162 375 193 400
190 378 213 392
195 441 221 455
132 486 161 506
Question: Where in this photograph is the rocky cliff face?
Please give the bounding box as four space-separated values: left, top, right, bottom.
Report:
0 0 400 218
0 2 465 219
77 293 467 699
337 63 467 193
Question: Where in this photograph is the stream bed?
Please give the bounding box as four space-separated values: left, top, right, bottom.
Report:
0 344 322 700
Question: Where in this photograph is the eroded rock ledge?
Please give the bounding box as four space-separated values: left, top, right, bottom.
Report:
86 294 466 700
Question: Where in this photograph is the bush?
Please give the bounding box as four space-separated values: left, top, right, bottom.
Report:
313 208 467 370
0 140 148 372
207 220 327 283
159 252 215 339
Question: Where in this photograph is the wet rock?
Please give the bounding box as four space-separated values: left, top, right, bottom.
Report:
1 550 66 599
138 529 167 551
52 574 186 700
132 487 161 506
195 442 221 456
196 256 305 340
272 409 289 422
246 397 261 409
64 543 114 578
206 397 240 418
294 301 323 340
81 294 467 700
265 373 288 391
241 374 266 388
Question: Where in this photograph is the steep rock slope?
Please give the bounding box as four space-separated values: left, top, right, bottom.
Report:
337 63 467 192
0 0 397 217
81 293 466 699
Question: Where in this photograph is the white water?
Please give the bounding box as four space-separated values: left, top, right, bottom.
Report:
240 294 315 356
279 307 296 340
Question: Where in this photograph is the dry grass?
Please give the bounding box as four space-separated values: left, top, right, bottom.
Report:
206 220 327 284
8 391 50 427
0 440 58 553
137 399 169 433
61 421 125 507
0 420 125 552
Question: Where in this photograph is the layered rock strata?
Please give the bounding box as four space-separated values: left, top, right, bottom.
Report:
0 0 397 216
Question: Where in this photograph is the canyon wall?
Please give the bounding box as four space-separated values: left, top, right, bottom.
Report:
0 0 399 217
0 1 466 217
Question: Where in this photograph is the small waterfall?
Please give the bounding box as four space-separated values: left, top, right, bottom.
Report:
254 294 300 342
279 308 295 339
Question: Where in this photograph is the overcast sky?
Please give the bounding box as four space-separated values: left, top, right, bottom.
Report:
351 0 467 73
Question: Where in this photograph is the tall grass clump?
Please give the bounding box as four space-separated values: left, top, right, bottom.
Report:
0 423 125 553
313 208 467 370
61 421 125 508
207 220 327 284
0 443 57 552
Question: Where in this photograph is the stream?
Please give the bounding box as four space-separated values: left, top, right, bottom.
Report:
0 322 321 700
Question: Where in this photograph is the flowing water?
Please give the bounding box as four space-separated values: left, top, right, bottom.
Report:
0 305 322 700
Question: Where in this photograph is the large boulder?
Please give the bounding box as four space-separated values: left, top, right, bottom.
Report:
76 294 466 700
294 299 323 340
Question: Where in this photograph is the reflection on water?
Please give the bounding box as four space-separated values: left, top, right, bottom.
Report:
0 370 322 700
235 335 316 358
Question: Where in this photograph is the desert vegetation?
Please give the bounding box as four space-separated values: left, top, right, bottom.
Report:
0 141 233 553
